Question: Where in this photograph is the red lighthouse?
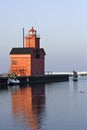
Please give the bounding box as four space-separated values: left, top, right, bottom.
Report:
10 27 46 76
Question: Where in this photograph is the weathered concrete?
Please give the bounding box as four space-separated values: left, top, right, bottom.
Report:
0 74 69 88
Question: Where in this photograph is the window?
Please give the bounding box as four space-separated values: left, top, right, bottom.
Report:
12 60 17 65
36 54 40 58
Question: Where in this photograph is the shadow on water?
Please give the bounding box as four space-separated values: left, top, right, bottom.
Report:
9 83 47 130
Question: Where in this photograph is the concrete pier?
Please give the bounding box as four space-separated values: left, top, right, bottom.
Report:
28 74 69 83
0 74 69 88
0 77 8 86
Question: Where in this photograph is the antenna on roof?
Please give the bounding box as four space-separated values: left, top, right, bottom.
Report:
23 28 24 48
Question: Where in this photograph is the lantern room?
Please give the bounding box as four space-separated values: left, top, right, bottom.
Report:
25 27 40 49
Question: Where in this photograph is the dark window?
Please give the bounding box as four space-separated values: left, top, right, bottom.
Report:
12 60 17 65
36 53 40 58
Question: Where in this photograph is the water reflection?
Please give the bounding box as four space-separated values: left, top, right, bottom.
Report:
73 81 78 93
11 84 46 130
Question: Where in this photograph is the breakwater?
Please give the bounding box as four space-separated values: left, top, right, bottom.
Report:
0 74 69 87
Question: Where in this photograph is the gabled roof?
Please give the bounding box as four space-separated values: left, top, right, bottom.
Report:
10 48 34 54
36 48 46 55
10 47 46 55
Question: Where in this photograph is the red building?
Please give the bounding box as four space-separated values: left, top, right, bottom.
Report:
10 27 46 76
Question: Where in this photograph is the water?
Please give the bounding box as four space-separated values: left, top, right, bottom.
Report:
0 77 87 130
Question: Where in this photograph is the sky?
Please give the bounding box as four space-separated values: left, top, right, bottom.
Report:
0 0 87 73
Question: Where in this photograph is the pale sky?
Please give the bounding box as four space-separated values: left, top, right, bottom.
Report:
0 0 87 73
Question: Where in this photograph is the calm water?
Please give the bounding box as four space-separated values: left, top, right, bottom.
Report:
0 77 87 130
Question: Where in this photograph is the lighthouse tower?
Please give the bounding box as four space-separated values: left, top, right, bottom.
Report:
25 27 40 49
10 27 46 76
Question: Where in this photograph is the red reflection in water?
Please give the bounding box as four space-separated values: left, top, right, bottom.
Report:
11 84 46 130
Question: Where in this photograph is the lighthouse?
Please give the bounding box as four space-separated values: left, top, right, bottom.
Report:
10 27 46 76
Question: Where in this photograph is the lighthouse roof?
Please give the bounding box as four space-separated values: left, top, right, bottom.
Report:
10 48 34 54
29 27 36 33
10 48 45 55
